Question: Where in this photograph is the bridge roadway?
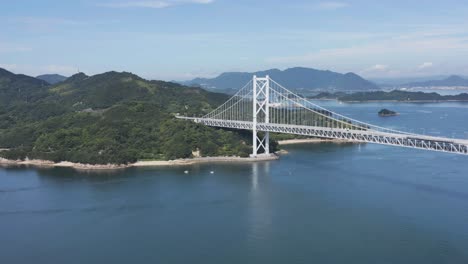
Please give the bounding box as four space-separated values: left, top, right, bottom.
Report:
178 117 468 155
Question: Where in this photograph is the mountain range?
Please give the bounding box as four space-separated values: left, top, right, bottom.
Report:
182 67 380 93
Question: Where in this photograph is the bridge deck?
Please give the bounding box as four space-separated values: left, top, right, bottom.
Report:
178 117 468 155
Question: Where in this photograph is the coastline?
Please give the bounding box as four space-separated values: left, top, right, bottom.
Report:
0 154 279 171
0 138 355 170
0 158 130 170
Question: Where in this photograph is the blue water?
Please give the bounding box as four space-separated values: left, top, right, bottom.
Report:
313 100 468 139
1 102 468 264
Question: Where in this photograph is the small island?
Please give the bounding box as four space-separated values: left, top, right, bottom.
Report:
378 109 398 117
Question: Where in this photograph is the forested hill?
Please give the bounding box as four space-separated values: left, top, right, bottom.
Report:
0 68 49 107
0 68 254 164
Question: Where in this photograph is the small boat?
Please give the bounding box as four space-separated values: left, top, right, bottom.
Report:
210 171 214 174
184 170 189 174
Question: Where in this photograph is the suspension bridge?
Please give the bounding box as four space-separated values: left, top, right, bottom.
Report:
178 76 468 157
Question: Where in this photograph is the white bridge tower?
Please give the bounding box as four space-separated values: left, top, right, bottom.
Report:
251 75 270 157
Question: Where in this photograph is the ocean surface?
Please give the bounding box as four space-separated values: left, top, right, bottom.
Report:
1 101 468 264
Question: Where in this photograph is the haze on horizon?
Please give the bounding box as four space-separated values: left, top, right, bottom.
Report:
1 0 468 81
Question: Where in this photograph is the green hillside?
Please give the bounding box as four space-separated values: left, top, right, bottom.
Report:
0 69 256 164
0 68 49 108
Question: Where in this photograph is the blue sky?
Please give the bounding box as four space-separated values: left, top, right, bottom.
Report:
1 0 468 80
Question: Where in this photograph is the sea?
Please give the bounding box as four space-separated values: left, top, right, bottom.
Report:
1 101 468 263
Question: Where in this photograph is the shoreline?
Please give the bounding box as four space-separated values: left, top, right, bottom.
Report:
0 154 280 171
0 138 355 170
133 154 279 167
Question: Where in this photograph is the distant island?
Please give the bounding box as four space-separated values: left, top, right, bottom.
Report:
378 109 398 117
312 90 468 102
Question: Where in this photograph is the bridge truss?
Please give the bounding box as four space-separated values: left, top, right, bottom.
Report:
178 76 468 157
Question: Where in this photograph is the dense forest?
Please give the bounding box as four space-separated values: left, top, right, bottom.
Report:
0 69 267 164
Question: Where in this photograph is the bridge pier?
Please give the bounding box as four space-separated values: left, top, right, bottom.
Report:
251 75 270 158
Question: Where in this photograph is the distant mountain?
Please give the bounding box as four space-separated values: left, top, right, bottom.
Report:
402 75 468 88
36 74 68 84
0 67 49 107
182 67 380 93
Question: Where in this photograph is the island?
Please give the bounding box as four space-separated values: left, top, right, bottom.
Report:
378 109 398 117
0 68 263 166
311 90 468 102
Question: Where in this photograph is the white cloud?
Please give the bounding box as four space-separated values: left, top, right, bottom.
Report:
265 28 468 78
358 64 394 77
316 2 349 10
99 0 214 9
370 64 388 71
267 36 468 64
0 64 19 71
0 64 79 77
42 65 79 76
418 62 433 69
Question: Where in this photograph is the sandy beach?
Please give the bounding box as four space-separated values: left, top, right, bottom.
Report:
0 138 355 170
0 154 279 171
0 158 130 170
134 155 278 166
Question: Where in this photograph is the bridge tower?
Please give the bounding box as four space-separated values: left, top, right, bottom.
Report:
251 75 270 157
